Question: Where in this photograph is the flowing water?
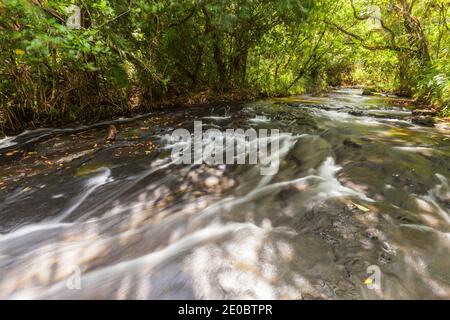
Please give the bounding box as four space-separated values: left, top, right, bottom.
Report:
0 89 449 299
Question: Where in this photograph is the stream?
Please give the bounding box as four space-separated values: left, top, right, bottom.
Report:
0 89 449 299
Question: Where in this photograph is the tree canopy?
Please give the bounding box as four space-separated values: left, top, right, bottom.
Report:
0 0 449 133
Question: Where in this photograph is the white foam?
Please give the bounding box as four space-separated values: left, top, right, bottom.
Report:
0 222 72 243
249 115 271 123
53 168 112 222
394 146 434 153
202 116 231 121
0 136 17 150
10 222 259 299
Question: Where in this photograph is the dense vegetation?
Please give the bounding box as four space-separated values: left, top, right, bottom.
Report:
0 0 449 134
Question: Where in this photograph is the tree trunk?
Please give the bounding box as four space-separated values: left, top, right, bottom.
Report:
202 8 227 91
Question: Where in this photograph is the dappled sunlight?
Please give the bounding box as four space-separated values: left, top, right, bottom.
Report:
0 90 449 299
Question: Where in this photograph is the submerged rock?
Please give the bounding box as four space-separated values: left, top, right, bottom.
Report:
75 163 111 177
291 135 333 171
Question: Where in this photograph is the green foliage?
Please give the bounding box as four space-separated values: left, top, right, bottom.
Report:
0 0 449 134
417 62 450 109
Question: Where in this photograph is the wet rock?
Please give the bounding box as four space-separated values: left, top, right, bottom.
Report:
412 109 437 117
56 149 94 164
291 136 332 170
365 228 386 241
105 125 118 143
411 109 437 127
362 88 375 96
75 163 110 177
287 102 330 110
260 103 318 131
412 115 435 127
348 110 365 117
204 176 220 188
343 138 362 149
435 121 450 134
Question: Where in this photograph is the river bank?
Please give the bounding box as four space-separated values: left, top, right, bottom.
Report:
0 89 256 137
2 87 449 139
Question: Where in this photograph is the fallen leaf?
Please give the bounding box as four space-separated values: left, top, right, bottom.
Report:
193 191 203 197
6 151 18 156
364 278 373 285
352 202 371 212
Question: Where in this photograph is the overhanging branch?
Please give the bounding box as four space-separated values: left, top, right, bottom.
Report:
324 20 406 52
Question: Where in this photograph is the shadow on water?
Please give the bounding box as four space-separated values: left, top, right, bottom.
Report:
0 89 449 299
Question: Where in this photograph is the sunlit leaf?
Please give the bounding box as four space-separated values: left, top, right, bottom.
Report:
352 202 371 212
14 49 25 55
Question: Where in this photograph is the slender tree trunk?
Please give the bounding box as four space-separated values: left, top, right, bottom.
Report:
202 8 227 91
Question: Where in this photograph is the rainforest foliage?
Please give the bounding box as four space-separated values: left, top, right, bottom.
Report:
0 0 449 133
